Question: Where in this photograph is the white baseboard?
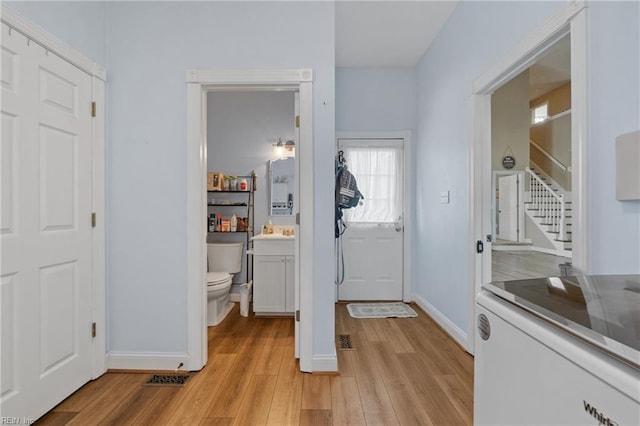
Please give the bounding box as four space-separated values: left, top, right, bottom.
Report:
530 246 572 258
412 294 470 353
312 354 338 373
106 352 189 371
492 244 533 252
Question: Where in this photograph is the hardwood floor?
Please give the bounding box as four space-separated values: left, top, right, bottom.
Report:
491 249 571 282
37 303 473 425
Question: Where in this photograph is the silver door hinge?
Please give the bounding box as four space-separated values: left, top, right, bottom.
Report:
91 101 96 117
296 212 300 225
92 322 96 338
295 310 300 322
91 212 96 228
295 115 300 128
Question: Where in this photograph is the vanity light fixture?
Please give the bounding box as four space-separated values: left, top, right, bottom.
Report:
273 139 284 158
284 140 295 157
272 138 295 158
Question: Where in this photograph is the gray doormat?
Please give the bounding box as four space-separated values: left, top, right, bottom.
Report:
143 374 191 387
346 302 418 319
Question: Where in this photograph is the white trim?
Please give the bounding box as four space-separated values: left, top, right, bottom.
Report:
335 131 413 303
106 352 189 372
297 81 314 372
530 246 573 258
472 0 584 94
469 2 588 357
186 69 314 372
569 9 588 274
0 5 106 80
91 76 107 378
492 244 532 252
311 355 338 373
413 294 469 352
186 68 312 84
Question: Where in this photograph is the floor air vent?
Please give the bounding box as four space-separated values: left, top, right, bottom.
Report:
338 334 354 350
144 374 191 387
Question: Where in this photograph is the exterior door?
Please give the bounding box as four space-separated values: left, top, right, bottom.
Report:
1 23 94 420
337 138 404 301
497 174 519 241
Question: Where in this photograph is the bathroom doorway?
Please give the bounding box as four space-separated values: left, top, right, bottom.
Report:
186 70 314 372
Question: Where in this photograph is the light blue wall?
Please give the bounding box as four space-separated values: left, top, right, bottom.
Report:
335 66 418 298
415 0 640 339
336 67 417 132
106 1 335 356
587 1 640 273
4 1 107 66
6 1 336 359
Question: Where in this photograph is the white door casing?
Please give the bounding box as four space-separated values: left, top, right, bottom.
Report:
1 17 103 419
497 174 518 242
186 69 314 372
468 1 588 355
337 137 407 301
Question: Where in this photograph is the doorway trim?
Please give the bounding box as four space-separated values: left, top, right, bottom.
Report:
468 0 587 354
185 69 314 371
335 131 413 302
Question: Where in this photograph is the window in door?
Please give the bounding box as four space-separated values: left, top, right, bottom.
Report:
341 142 403 224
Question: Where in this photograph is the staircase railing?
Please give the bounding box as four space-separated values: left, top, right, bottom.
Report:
525 167 567 242
530 138 570 171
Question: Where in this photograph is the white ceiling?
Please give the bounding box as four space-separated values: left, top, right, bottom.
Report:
336 0 458 67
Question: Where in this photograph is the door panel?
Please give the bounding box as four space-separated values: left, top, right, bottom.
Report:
337 138 404 301
498 174 518 242
1 22 93 420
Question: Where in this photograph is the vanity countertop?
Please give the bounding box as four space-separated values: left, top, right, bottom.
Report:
252 230 295 240
251 231 295 255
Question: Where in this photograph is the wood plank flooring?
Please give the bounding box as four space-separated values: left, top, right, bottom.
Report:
492 249 571 282
37 303 473 425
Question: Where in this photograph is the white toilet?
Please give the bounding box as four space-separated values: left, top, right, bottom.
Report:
207 242 244 326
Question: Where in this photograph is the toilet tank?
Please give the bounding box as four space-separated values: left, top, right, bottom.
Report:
207 242 244 274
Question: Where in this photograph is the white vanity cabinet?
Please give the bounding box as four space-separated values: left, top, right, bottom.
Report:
252 236 295 315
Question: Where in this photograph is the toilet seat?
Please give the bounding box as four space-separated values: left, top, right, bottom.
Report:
207 271 232 287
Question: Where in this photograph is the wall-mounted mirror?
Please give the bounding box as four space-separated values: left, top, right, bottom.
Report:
269 158 295 216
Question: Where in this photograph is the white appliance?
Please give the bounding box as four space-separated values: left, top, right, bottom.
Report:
474 275 640 426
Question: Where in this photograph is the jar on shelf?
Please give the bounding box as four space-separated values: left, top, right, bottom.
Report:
230 176 238 191
230 214 237 232
239 178 248 191
222 177 230 191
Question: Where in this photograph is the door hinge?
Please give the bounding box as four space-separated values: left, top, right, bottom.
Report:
295 115 300 128
295 310 300 322
91 101 96 117
91 212 97 228
295 212 300 225
91 322 96 338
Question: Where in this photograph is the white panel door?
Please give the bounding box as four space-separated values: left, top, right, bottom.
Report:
1 23 93 420
337 139 403 301
498 174 519 242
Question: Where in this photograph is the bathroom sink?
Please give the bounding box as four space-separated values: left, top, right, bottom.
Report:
252 233 295 256
252 232 295 240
